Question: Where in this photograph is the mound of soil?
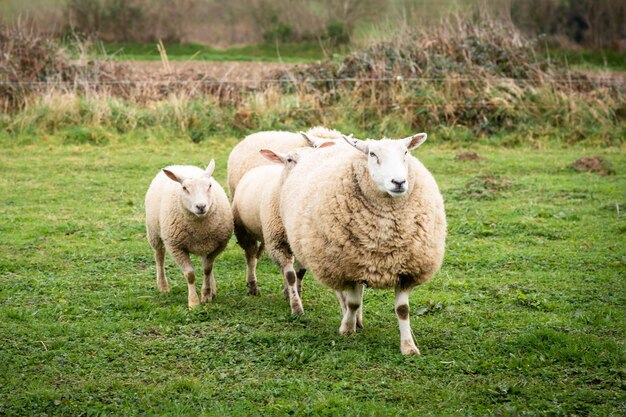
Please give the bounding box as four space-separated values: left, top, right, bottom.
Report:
570 156 613 176
455 152 483 161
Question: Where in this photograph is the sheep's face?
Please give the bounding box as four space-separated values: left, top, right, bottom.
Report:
179 176 214 217
343 133 427 198
163 160 216 218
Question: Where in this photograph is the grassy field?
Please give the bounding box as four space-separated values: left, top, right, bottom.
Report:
0 128 624 415
96 42 328 63
545 49 626 72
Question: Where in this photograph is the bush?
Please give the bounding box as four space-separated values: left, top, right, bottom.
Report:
263 22 294 43
324 20 350 46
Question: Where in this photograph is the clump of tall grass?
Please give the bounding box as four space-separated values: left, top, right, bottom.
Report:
271 18 623 143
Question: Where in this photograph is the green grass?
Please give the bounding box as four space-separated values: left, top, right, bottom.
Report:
546 48 626 72
0 128 624 415
96 42 328 63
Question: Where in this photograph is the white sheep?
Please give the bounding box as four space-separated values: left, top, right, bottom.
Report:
145 161 234 308
226 126 343 196
280 133 447 354
231 147 323 314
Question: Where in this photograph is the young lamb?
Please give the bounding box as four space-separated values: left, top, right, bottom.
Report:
280 134 447 354
231 147 323 314
145 161 234 309
226 126 343 196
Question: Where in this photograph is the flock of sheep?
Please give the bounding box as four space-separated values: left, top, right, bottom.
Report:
145 127 447 355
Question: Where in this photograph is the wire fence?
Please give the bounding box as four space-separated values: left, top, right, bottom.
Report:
1 76 623 86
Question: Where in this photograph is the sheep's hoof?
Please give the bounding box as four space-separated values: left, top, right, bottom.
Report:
290 304 304 315
339 323 356 336
400 340 421 355
158 286 170 293
356 319 364 330
188 296 200 309
247 283 260 296
201 292 215 303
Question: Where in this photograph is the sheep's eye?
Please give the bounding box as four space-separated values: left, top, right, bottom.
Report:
182 186 188 192
208 183 212 189
369 152 376 158
287 158 293 163
405 150 408 155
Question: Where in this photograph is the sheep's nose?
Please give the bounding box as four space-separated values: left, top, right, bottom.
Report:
391 179 406 187
195 203 207 212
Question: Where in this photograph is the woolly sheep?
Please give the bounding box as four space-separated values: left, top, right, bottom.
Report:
145 161 234 308
226 126 343 196
231 147 320 314
280 133 447 354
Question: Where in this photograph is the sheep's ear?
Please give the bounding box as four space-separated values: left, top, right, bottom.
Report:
404 133 427 151
317 141 336 148
300 131 316 147
204 160 216 178
342 135 368 154
163 168 183 184
259 149 286 164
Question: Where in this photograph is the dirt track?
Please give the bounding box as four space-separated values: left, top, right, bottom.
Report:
117 61 298 83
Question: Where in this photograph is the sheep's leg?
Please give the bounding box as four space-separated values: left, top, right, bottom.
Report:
282 262 304 315
295 259 305 297
335 291 347 315
153 240 169 293
234 223 260 296
356 285 364 330
201 254 217 303
339 283 364 336
335 288 363 329
170 249 199 309
395 287 420 355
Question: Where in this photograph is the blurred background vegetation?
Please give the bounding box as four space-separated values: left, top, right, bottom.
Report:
1 0 624 51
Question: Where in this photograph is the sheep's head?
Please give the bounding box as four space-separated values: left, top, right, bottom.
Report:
163 160 216 218
342 133 427 198
260 144 332 173
259 148 301 172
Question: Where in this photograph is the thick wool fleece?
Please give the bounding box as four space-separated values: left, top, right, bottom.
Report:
281 148 446 290
227 131 307 196
232 163 294 266
232 164 283 242
146 166 233 258
226 127 343 196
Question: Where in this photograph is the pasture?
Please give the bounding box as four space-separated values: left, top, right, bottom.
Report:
0 129 624 415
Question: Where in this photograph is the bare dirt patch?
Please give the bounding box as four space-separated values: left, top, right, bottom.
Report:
115 60 297 84
570 156 614 176
464 174 512 199
455 152 483 161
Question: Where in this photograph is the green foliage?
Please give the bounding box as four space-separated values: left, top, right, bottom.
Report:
98 42 326 62
0 131 624 414
263 22 295 43
324 20 350 46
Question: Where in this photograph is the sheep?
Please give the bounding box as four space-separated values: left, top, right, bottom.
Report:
280 133 447 354
231 147 323 314
145 160 234 309
226 126 343 196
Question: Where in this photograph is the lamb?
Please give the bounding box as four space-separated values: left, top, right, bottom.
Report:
226 126 343 196
145 160 234 309
280 133 447 354
231 147 322 314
